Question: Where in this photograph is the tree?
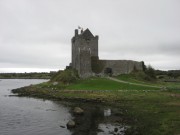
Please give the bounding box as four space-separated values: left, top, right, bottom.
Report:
145 65 156 79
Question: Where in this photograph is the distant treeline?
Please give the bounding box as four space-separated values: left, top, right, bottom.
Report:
0 72 56 79
155 70 180 78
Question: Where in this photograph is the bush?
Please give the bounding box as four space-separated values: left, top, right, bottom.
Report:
130 69 156 82
131 71 152 81
51 69 79 84
145 65 156 79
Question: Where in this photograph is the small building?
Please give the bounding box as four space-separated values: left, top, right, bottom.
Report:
70 28 144 78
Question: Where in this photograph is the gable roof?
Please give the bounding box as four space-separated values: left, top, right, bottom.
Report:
81 28 94 40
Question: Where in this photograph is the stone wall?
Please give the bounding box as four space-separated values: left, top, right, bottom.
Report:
91 58 143 76
79 49 92 78
100 60 143 76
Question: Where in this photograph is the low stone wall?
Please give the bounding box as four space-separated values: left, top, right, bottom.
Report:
97 59 143 76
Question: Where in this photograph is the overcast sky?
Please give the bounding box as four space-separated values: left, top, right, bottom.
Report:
0 0 180 73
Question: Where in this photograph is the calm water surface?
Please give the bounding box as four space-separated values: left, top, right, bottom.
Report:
0 79 72 135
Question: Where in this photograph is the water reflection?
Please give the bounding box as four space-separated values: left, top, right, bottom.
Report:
104 109 111 117
0 79 72 135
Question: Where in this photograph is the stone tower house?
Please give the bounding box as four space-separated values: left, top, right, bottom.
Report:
71 29 98 77
71 28 144 78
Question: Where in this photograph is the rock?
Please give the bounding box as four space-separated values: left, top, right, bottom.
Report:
60 125 65 128
67 120 76 129
53 82 58 85
73 107 84 115
114 127 118 132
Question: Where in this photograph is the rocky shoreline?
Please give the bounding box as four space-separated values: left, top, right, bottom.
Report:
11 86 137 135
11 86 105 103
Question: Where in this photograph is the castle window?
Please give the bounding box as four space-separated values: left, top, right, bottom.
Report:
89 48 91 54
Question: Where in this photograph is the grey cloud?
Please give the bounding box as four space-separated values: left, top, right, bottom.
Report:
0 0 180 72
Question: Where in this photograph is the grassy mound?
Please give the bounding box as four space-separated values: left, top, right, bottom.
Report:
116 71 157 84
50 69 79 84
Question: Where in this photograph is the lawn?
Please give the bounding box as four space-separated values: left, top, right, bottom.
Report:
66 77 160 90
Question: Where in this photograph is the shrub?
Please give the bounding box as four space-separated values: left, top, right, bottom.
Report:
51 69 79 84
145 65 156 79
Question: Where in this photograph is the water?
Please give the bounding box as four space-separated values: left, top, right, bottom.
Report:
0 79 129 135
0 79 72 135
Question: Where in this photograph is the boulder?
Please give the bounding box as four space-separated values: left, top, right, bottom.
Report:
60 125 65 128
73 107 84 115
53 82 58 85
67 120 76 129
114 127 118 132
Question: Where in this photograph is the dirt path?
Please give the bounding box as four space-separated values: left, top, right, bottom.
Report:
107 77 161 88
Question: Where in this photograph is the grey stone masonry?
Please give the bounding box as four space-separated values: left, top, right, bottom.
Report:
71 28 98 77
71 28 143 78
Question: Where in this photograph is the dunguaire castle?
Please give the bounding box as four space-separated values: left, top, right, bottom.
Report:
69 28 144 78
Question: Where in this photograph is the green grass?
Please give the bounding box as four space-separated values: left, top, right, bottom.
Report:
123 94 180 135
37 74 180 91
66 77 160 90
116 73 180 90
116 73 158 85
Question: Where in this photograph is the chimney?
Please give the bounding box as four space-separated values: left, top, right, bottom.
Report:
81 29 83 34
75 29 78 36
